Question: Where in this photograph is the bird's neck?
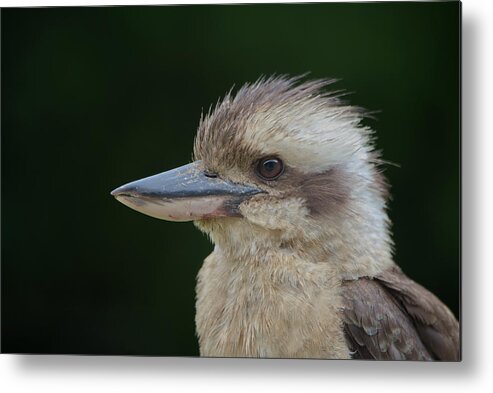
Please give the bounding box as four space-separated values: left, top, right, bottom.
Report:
202 203 394 280
195 224 351 358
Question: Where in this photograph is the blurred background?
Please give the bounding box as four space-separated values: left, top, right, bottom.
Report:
1 2 460 356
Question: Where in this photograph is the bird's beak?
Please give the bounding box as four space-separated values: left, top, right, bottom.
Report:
110 161 263 222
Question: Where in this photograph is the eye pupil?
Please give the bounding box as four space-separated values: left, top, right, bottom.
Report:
256 157 284 180
263 160 277 172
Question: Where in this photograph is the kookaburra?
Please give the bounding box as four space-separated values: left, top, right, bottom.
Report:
111 76 459 360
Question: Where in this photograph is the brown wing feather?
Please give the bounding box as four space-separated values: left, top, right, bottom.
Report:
376 266 460 360
341 266 460 361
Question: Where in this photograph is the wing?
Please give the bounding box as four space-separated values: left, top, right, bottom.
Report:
341 266 460 361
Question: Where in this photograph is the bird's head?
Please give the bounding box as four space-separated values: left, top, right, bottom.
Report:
112 76 392 271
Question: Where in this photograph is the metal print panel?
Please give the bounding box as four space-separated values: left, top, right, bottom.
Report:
1 2 461 359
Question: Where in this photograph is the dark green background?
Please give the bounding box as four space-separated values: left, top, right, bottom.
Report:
1 2 460 356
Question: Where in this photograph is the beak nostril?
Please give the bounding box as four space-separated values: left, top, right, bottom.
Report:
203 170 219 178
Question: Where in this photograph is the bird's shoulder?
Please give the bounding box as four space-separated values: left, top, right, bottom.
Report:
340 266 460 361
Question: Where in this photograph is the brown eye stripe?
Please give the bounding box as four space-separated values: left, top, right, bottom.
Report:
256 157 284 180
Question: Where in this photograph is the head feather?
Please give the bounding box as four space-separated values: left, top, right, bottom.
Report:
193 75 372 174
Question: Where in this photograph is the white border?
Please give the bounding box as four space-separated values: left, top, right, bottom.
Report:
2 0 492 392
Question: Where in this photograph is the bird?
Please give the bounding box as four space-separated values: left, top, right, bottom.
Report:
111 75 459 360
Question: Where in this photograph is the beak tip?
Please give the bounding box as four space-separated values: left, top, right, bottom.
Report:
110 187 121 197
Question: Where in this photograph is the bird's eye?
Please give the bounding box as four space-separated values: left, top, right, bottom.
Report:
256 157 284 180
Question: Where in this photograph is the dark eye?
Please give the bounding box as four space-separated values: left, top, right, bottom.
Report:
256 157 284 180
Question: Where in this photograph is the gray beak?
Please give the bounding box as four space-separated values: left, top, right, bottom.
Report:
111 161 263 222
